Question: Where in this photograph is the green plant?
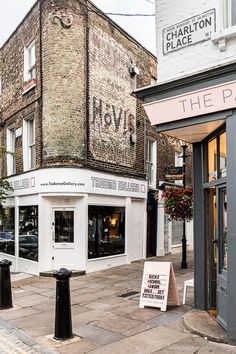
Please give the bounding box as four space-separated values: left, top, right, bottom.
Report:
0 146 14 218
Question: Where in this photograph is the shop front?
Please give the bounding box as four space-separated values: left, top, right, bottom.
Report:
135 62 236 344
0 168 147 276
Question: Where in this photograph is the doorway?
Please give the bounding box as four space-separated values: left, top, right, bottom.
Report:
52 208 75 268
207 186 227 328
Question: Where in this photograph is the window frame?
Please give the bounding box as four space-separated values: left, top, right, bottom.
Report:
146 138 157 189
224 0 236 28
6 125 16 176
23 114 36 171
24 40 36 82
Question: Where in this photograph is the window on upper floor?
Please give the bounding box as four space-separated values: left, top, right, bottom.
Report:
6 126 16 176
23 115 36 171
224 0 236 28
146 138 157 189
24 40 36 82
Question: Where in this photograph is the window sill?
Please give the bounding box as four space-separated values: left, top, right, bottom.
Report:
212 25 236 51
22 79 36 95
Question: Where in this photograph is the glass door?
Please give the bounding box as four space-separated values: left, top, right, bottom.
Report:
216 187 227 329
52 209 74 268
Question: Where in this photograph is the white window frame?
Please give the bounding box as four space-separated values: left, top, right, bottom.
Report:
24 40 36 82
224 0 236 28
146 138 157 189
175 150 183 186
6 126 16 176
23 115 36 171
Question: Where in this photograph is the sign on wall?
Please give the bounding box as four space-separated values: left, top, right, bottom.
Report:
144 79 236 125
139 262 180 311
163 9 216 54
89 27 137 167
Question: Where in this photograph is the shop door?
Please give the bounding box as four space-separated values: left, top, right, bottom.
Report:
216 187 227 329
52 209 74 269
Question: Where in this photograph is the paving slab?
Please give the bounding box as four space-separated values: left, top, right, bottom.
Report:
73 323 125 345
87 325 188 354
93 314 154 336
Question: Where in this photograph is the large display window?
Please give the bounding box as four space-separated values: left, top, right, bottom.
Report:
0 207 15 255
19 206 38 262
88 206 125 259
207 131 226 182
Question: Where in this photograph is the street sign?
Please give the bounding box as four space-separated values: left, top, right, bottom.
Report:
165 167 183 175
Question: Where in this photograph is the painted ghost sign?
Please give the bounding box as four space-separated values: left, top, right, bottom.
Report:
89 27 137 166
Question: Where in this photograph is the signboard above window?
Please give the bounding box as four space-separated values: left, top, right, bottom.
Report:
163 9 216 54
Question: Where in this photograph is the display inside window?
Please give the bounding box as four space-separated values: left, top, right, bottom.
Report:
221 190 227 271
0 208 15 256
19 206 38 262
55 210 74 243
208 138 217 181
219 132 226 178
207 132 226 181
88 206 125 259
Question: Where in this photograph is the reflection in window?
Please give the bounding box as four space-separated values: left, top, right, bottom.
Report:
221 190 227 271
19 206 38 262
88 206 125 259
219 132 226 178
0 208 15 255
208 138 217 181
55 210 74 243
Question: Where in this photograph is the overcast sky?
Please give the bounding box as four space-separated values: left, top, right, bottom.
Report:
0 0 156 54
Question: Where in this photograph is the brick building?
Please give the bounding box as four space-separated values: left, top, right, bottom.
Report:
0 0 161 275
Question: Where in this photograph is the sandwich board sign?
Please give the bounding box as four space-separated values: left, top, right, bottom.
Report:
139 261 180 311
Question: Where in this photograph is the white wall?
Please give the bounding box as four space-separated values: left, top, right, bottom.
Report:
155 0 236 82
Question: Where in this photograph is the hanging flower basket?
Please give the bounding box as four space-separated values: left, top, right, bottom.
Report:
161 187 193 222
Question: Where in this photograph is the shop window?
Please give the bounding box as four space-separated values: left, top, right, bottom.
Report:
24 40 36 81
207 132 226 182
219 132 226 178
55 210 74 243
0 208 15 256
88 206 125 259
146 138 157 189
224 0 236 28
220 190 227 271
7 126 16 176
208 138 217 181
19 206 38 262
23 115 36 171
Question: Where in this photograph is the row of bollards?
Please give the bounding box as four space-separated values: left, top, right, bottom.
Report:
0 259 73 340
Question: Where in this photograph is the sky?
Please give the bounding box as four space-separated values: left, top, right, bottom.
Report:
0 0 156 54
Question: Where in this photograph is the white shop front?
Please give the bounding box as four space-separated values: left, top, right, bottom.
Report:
0 168 147 275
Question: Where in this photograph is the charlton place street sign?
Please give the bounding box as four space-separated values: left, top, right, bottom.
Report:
163 9 216 54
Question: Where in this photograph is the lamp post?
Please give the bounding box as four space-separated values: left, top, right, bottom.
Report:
180 143 188 269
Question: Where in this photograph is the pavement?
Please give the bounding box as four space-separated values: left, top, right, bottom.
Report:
0 251 235 353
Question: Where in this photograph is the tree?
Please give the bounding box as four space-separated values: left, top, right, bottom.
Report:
0 147 13 218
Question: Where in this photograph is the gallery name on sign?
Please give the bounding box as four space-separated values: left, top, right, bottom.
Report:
163 9 215 54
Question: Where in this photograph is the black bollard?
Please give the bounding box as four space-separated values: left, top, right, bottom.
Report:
0 259 13 310
53 268 73 340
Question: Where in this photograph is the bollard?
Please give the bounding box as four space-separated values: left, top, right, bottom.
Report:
53 268 73 340
0 259 13 310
